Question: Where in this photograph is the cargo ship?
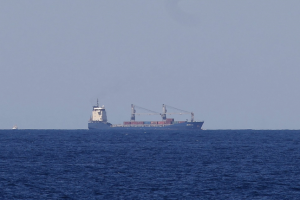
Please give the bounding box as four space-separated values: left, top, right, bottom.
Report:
88 100 204 130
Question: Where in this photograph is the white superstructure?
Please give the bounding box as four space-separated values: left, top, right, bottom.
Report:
90 99 107 122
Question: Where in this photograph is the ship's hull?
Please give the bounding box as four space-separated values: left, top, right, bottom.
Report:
88 121 204 130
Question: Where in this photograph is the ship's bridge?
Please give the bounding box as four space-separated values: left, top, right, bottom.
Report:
91 103 107 122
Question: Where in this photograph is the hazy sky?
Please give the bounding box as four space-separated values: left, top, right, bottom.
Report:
1 0 300 129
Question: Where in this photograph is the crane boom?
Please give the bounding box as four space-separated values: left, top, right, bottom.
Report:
130 104 195 122
166 112 190 115
164 104 194 122
135 113 161 115
131 104 161 121
134 105 160 114
164 104 190 113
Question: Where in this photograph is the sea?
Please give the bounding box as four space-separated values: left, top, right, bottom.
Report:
1 129 300 199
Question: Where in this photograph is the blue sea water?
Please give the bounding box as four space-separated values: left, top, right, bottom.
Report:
1 130 300 199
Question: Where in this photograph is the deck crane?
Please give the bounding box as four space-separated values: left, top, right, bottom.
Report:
130 104 161 121
162 104 195 122
130 104 195 122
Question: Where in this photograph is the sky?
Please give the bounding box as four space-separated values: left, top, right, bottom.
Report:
1 0 300 129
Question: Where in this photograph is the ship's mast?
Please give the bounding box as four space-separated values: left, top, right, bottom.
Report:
97 98 99 107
